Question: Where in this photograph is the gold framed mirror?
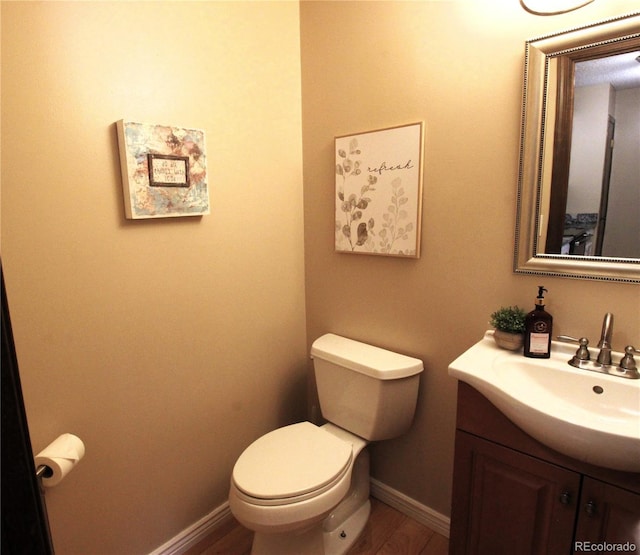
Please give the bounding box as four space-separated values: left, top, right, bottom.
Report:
514 12 640 283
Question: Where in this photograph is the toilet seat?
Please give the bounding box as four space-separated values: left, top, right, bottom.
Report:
232 422 353 506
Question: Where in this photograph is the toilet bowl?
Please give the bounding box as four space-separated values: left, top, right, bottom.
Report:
229 422 369 554
229 334 423 555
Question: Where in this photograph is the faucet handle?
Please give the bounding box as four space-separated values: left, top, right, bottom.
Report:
619 345 640 371
557 336 590 361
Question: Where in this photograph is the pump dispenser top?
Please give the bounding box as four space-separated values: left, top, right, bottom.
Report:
524 285 553 358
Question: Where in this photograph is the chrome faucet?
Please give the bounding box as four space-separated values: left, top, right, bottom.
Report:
559 312 639 379
596 312 614 366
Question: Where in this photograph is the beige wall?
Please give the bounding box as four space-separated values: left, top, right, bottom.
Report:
606 87 640 258
1 2 306 554
301 0 640 519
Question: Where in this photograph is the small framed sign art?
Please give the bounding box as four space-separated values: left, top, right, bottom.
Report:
147 154 190 188
335 122 424 258
116 120 209 219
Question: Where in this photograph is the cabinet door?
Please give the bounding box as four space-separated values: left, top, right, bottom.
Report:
450 431 580 555
573 477 640 553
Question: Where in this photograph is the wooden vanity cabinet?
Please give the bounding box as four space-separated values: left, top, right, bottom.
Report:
450 383 640 555
575 477 640 549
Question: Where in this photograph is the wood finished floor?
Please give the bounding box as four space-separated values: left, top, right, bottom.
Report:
187 498 449 555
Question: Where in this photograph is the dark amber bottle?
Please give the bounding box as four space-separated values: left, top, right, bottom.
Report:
524 286 553 358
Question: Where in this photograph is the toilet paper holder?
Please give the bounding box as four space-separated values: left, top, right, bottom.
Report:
35 465 53 480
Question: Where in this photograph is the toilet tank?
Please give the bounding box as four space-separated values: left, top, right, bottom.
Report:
310 334 423 441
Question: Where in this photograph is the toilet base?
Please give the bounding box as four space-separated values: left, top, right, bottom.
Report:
323 498 370 555
249 498 371 555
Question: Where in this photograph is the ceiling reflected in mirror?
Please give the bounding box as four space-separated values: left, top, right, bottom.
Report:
575 51 640 89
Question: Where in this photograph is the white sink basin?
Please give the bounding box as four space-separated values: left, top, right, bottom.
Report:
448 331 640 473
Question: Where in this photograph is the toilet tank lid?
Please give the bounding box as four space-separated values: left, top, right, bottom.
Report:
310 334 423 379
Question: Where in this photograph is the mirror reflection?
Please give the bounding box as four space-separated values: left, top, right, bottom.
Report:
546 52 640 258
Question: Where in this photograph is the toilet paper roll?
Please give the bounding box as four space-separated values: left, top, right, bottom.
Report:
35 433 85 487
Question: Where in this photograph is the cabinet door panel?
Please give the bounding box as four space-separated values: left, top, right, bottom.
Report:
451 431 580 555
574 477 640 553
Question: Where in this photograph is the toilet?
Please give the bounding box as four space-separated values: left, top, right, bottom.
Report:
228 333 423 555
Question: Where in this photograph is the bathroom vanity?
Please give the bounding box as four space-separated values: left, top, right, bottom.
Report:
449 382 640 555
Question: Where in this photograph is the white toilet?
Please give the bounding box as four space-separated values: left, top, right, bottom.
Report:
228 333 423 555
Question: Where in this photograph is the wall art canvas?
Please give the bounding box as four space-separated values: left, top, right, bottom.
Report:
335 122 424 257
116 120 209 219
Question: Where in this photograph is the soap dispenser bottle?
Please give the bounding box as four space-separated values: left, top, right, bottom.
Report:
524 286 553 358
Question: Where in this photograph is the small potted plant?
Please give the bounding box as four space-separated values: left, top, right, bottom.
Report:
490 306 526 351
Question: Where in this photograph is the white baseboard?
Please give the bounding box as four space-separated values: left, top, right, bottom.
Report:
150 480 450 554
370 478 450 539
149 501 233 555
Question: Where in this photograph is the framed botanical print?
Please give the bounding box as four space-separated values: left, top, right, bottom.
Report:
335 122 424 257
